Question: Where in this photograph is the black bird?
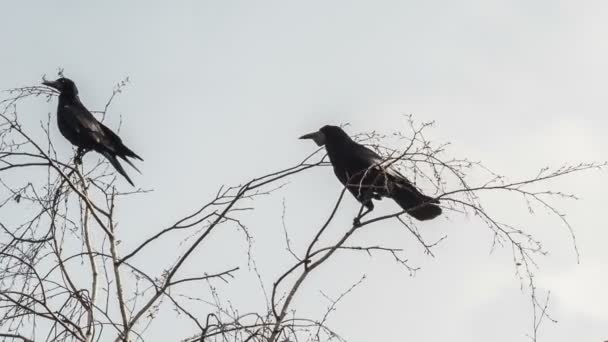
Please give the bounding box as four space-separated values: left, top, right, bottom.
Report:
300 125 441 222
42 77 142 186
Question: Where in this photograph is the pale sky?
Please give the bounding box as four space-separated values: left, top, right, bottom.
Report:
1 1 607 341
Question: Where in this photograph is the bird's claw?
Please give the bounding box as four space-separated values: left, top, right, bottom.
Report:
353 217 362 227
74 148 89 165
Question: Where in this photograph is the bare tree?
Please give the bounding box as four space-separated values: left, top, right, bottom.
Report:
0 77 603 342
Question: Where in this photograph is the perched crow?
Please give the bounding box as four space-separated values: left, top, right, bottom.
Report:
42 77 142 186
300 125 441 222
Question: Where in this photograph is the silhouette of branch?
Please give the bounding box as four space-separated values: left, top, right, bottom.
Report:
1 80 602 342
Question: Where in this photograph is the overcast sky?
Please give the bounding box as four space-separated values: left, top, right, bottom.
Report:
1 1 607 341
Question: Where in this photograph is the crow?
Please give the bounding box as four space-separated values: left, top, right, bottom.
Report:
42 77 142 186
300 125 441 223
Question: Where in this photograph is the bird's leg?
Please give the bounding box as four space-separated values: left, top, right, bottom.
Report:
353 203 374 227
74 147 89 165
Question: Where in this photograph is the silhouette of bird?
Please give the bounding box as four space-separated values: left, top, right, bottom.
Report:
42 77 142 186
300 125 441 223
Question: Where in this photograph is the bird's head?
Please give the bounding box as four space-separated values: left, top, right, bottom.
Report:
299 125 349 146
42 77 78 96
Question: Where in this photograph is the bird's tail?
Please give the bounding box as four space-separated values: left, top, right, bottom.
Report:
120 155 142 174
391 185 442 221
117 144 143 174
100 125 143 162
122 145 143 162
101 151 135 186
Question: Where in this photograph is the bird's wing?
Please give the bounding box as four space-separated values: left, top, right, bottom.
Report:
98 122 126 151
61 102 107 145
348 141 416 187
355 145 436 203
62 103 132 158
339 142 391 194
348 142 384 166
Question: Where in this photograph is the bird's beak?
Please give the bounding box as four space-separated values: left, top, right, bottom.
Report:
42 80 59 90
299 131 326 146
42 80 61 91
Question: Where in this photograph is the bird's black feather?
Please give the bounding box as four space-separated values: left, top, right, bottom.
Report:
43 77 142 186
306 125 441 221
